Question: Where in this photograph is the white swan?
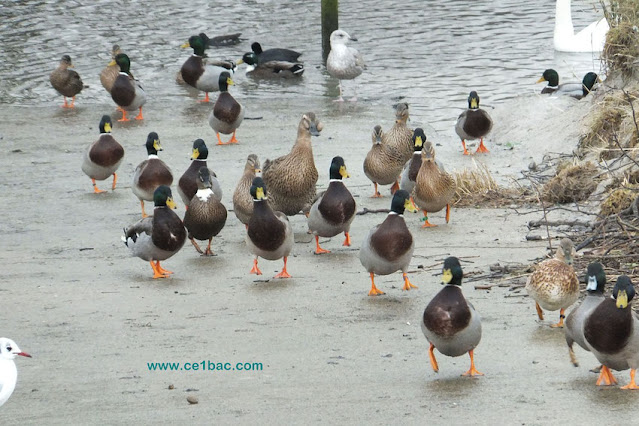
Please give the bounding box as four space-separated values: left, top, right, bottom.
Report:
554 0 609 52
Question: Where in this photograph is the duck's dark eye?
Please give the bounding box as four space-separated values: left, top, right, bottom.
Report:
6 345 12 352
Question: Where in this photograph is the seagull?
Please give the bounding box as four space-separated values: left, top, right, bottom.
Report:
327 29 366 102
0 337 31 407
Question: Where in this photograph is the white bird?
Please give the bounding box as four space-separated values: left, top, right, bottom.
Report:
326 29 365 102
0 337 31 407
554 0 609 52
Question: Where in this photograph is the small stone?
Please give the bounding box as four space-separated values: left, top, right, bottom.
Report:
168 384 175 390
528 161 537 171
187 396 198 405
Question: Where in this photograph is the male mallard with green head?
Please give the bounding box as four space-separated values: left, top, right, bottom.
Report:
132 132 173 217
538 69 601 99
100 44 122 93
233 154 261 227
208 72 244 145
110 53 146 122
237 52 304 78
455 91 492 155
177 139 222 208
363 125 404 198
81 115 124 193
50 54 84 108
399 128 428 196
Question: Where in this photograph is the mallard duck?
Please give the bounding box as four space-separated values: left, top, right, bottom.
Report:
537 69 601 98
525 238 579 328
308 156 356 254
110 53 146 121
383 102 414 165
132 132 173 217
237 52 304 78
554 0 608 52
422 256 483 377
262 113 322 216
232 154 261 226
246 177 294 279
412 140 456 228
326 29 365 102
183 167 227 256
363 125 404 198
81 115 124 193
177 139 222 208
565 262 606 367
251 41 302 63
455 91 493 155
584 275 639 389
0 337 31 408
180 34 236 102
208 72 244 145
100 44 122 93
49 54 84 108
399 128 428 196
359 189 417 296
123 186 186 279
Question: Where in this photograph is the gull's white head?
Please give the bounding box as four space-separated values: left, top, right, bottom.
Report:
330 29 357 46
0 338 31 360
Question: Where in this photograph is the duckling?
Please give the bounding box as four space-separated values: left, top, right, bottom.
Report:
123 186 186 279
183 167 227 256
525 238 579 327
81 115 124 193
110 53 146 122
359 190 417 296
180 34 236 103
262 113 322 216
308 156 356 254
246 177 294 279
584 275 639 389
326 29 365 102
177 139 222 208
383 102 414 165
251 41 302 63
132 132 173 217
412 140 456 228
363 125 404 198
565 262 607 367
0 337 31 408
422 256 483 377
455 91 493 155
232 154 261 227
237 52 304 78
100 44 122 93
399 128 429 196
49 54 84 108
208 72 244 145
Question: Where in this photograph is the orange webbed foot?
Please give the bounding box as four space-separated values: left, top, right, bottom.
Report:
368 273 385 296
550 309 566 328
92 179 107 194
249 258 262 275
314 236 331 254
596 365 618 386
620 370 639 390
428 343 439 373
462 350 484 377
402 273 418 291
342 232 352 247
274 257 291 278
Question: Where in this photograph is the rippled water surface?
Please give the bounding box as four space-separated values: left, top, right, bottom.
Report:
0 0 605 132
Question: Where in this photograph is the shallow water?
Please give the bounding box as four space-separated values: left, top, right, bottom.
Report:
0 0 605 132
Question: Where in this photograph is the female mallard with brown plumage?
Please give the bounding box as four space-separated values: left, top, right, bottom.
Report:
110 53 146 122
132 132 173 217
262 113 322 216
422 257 483 377
363 125 404 198
100 44 122 93
177 139 222 208
359 190 417 296
584 275 639 389
308 156 356 254
81 115 124 193
246 177 294 278
233 154 261 227
455 91 493 155
183 167 227 256
412 140 456 227
49 55 84 108
525 238 579 328
208 72 244 145
383 102 414 165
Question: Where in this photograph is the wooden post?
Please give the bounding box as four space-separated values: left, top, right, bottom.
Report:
321 0 339 62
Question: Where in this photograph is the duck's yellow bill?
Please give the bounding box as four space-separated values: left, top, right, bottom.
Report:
616 290 628 308
442 269 453 284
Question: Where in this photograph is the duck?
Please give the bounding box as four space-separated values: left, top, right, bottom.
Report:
455 91 493 155
399 128 429 196
183 167 227 256
123 186 186 279
232 154 261 227
246 177 294 279
100 44 122 93
180 34 236 102
326 29 365 102
383 102 414 165
110 53 146 121
421 256 483 377
584 275 639 389
525 238 579 328
359 189 417 296
250 41 302 63
81 115 124 193
412 140 456 228
307 156 356 254
237 52 304 78
564 262 607 367
49 54 84 108
0 338 31 407
537 69 601 98
554 0 609 52
132 132 173 217
177 138 222 208
363 125 404 198
262 113 322 216
208 72 244 145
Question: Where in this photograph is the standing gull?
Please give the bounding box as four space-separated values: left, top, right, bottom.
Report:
327 29 365 102
0 337 31 407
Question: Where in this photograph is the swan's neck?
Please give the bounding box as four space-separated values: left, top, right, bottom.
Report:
555 0 574 33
